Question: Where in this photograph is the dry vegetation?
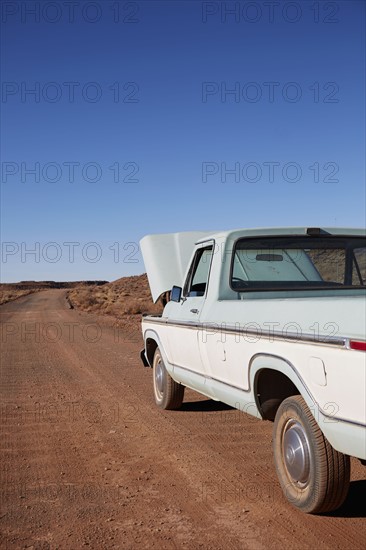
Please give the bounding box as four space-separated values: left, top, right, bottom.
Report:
0 289 38 305
67 274 163 333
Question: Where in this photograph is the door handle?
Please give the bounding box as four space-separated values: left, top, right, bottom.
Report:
190 308 199 314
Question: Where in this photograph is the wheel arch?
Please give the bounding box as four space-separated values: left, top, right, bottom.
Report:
145 337 158 367
250 353 314 421
143 329 170 369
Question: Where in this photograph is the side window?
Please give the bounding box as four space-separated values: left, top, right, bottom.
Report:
184 246 213 297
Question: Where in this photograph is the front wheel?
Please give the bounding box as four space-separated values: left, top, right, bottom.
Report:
273 395 350 514
153 348 184 410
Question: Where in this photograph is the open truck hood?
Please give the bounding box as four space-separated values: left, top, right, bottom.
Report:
140 231 214 302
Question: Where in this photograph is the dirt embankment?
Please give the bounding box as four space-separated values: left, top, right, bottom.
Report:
67 274 163 335
0 275 160 335
0 289 38 305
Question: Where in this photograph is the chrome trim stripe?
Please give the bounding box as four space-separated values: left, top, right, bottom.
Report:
173 363 250 392
142 316 348 348
173 359 366 428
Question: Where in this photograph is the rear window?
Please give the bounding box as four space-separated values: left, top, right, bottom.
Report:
231 236 366 291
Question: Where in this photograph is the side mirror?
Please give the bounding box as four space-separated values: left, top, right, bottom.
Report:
171 285 182 302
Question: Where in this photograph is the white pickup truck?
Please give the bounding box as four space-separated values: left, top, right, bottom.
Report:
140 227 366 514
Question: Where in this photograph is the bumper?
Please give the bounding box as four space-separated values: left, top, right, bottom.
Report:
321 415 366 460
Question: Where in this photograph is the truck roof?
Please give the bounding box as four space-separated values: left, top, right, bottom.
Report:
195 226 366 244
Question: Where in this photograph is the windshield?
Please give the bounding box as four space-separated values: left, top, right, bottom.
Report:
231 236 366 291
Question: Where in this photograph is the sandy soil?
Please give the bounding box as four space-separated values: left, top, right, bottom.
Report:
1 290 365 549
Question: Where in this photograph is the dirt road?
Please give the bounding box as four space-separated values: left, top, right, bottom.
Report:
1 290 365 549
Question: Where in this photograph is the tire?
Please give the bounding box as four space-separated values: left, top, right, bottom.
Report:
273 395 350 514
152 348 185 410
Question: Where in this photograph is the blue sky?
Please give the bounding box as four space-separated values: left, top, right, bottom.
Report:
1 0 365 282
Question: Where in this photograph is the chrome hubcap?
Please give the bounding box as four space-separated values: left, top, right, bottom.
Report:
283 420 310 485
155 359 164 396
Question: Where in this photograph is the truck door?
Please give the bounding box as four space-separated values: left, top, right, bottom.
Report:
167 244 213 378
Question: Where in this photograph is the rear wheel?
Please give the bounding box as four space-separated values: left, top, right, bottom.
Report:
153 348 184 410
273 395 350 514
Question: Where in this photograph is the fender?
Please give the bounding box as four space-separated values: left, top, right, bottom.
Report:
250 353 314 410
249 353 366 458
142 328 175 376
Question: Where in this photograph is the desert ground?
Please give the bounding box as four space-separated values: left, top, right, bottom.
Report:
0 287 365 549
